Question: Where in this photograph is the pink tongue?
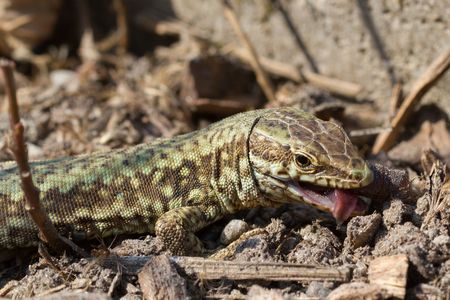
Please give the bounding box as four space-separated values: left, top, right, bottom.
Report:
330 189 358 224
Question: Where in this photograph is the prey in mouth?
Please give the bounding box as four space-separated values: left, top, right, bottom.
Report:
249 108 373 224
286 181 371 224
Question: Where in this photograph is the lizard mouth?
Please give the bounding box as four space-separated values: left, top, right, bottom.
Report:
287 181 370 223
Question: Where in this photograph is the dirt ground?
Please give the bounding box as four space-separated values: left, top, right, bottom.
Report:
0 1 449 299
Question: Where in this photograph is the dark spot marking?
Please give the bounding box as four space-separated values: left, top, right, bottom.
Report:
235 155 242 190
35 178 45 185
213 151 221 182
161 197 170 212
145 148 155 157
184 160 196 169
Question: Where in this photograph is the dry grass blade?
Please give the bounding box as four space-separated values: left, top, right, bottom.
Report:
440 181 450 211
421 159 448 230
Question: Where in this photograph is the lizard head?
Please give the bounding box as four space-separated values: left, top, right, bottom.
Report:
249 108 373 223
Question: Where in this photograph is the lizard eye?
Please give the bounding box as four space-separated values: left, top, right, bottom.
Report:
295 154 312 168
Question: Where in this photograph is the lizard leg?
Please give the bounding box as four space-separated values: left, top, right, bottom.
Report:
155 204 222 256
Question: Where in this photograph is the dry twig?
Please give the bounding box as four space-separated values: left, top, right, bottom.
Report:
34 285 67 298
368 254 409 299
0 59 66 253
372 48 450 154
387 83 403 124
222 0 277 103
0 281 18 297
38 244 63 274
101 255 351 282
108 266 123 297
228 47 362 98
138 255 188 300
135 16 362 98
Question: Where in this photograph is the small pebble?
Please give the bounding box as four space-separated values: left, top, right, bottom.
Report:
306 281 332 298
125 282 140 294
220 219 250 245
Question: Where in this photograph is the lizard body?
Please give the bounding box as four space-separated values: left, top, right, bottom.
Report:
0 108 373 255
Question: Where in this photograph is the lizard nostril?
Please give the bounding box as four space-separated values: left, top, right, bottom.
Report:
351 171 363 181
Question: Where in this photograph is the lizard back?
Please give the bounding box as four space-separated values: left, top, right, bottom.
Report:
0 110 264 249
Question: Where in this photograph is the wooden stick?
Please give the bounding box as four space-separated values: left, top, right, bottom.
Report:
138 255 188 300
303 69 362 98
101 255 351 282
113 0 128 55
368 254 409 299
228 47 362 98
387 83 403 124
108 266 123 297
222 0 277 103
0 59 66 253
372 48 450 154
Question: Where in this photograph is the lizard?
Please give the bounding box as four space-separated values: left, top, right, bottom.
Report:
0 107 373 256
